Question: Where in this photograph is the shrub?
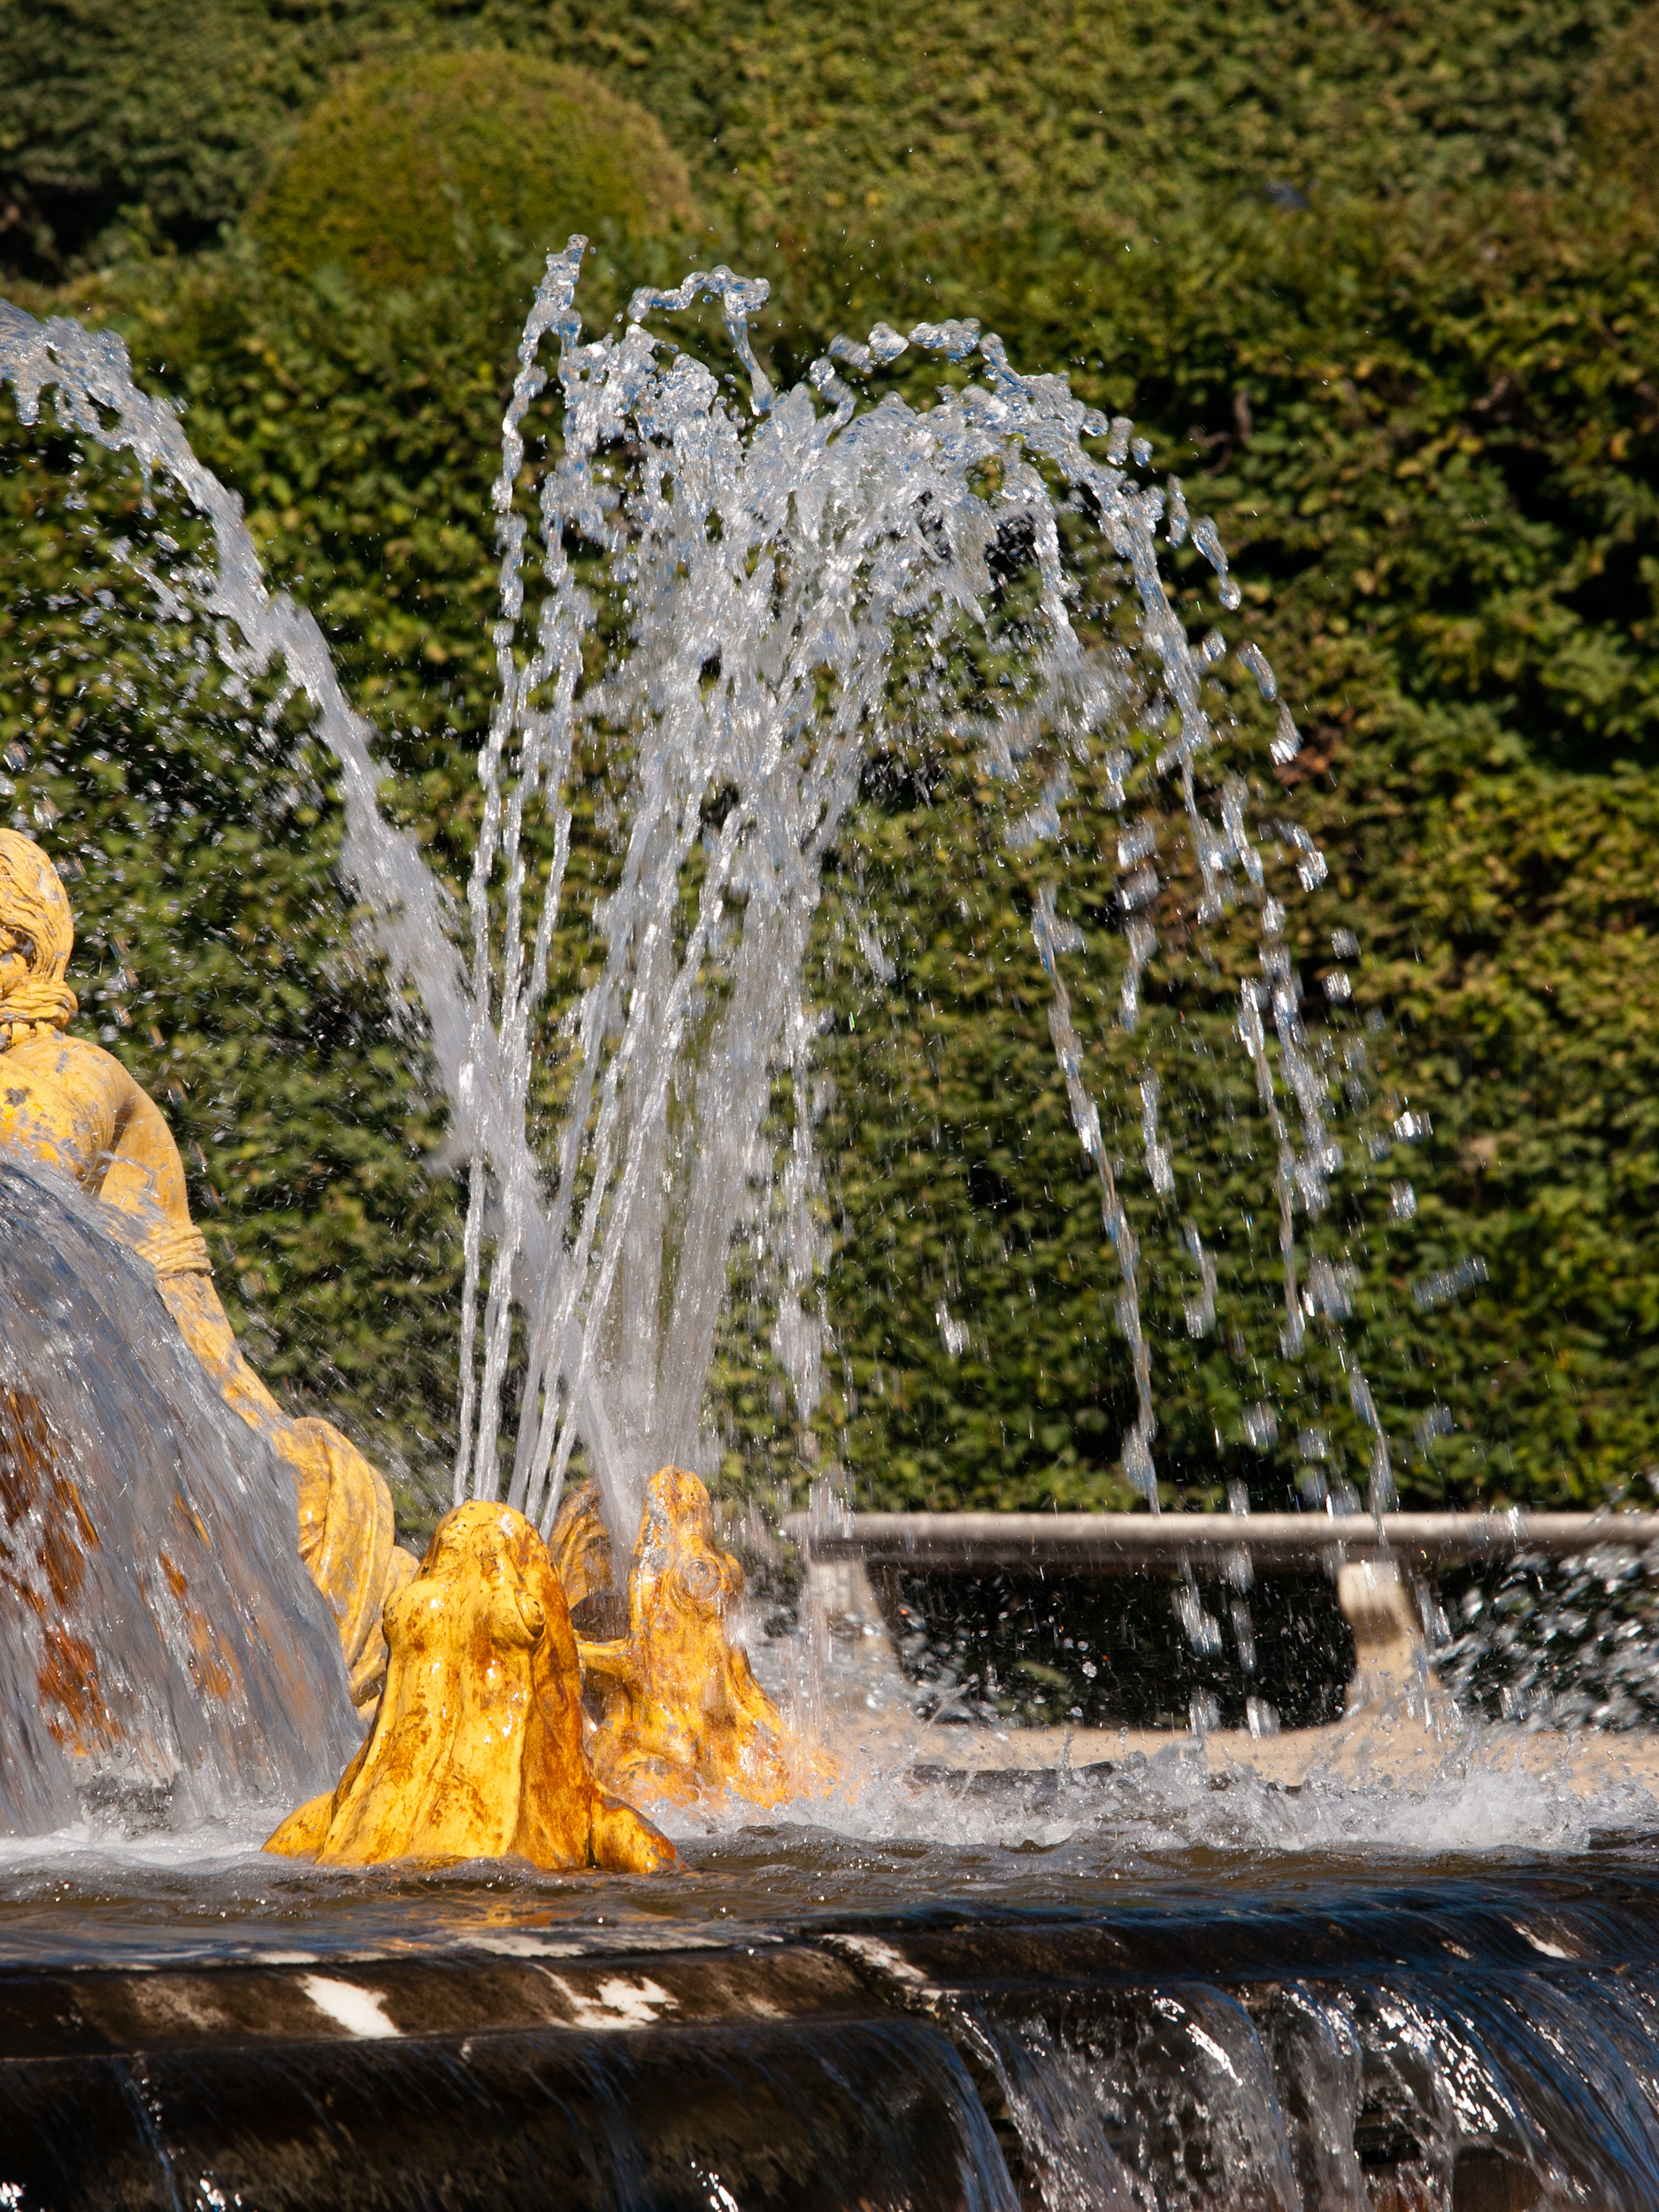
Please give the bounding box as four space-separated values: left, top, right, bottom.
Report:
246 48 698 300
1582 0 1659 201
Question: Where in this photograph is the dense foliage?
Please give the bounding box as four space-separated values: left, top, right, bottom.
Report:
248 49 697 294
0 0 1640 275
816 190 1659 1513
0 384 465 1502
2 0 1657 1528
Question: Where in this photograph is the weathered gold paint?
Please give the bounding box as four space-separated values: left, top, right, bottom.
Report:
0 831 411 1705
265 1502 678 1872
580 1465 837 1808
549 1476 617 1619
1 1386 119 1749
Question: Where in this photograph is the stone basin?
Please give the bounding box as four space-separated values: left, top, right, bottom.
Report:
4 1784 1658 2208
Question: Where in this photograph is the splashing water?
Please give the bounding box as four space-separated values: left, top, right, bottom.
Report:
1443 1539 1659 1732
0 247 1418 1571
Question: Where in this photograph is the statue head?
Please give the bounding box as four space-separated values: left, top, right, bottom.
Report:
0 832 77 1047
630 1463 743 1637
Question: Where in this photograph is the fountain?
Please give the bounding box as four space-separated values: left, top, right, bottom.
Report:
0 827 805 1844
4 252 1659 2208
0 826 415 1711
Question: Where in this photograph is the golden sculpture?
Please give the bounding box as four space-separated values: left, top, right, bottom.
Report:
549 1475 619 1622
0 830 412 1707
575 1465 837 1809
265 1502 678 1872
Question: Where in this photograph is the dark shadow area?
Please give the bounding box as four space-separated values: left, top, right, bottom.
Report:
884 1565 1355 1732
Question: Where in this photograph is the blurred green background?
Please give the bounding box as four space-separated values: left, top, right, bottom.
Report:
2 0 1656 1531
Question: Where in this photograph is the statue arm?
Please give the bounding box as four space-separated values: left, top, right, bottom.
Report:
96 1077 289 1426
98 1083 199 1253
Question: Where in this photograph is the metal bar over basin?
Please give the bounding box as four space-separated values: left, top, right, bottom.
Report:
787 1510 1659 1575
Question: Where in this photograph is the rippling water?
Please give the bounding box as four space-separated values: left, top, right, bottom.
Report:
0 1739 1650 1968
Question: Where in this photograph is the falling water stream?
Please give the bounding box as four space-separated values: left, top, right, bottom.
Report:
4 254 1659 2207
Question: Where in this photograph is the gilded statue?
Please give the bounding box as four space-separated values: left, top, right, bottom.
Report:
549 1474 619 1624
265 1502 678 1872
0 830 413 1707
572 1465 837 1808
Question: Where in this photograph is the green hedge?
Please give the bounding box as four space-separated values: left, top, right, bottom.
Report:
0 267 496 1516
0 0 1639 273
809 188 1659 1511
248 48 698 296
4 0 1658 1525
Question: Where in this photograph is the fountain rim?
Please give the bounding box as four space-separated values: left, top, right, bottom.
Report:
787 1508 1659 1572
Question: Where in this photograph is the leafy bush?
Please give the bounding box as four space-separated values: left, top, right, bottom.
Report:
797 185 1659 1512
0 265 499 1516
248 49 698 299
0 0 1637 273
1582 0 1659 201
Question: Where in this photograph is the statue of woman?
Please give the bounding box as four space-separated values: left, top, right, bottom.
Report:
576 1465 837 1806
0 828 413 1708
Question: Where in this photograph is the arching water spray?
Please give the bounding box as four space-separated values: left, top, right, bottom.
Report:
0 248 1412 1563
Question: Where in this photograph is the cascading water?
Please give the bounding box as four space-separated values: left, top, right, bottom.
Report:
0 1157 354 1832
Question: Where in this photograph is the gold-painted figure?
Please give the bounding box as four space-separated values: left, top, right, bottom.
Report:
0 828 820 1843
265 1502 677 1872
575 1465 837 1809
0 831 413 1707
549 1475 621 1626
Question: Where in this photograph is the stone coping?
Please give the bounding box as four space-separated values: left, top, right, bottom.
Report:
787 1509 1659 1571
